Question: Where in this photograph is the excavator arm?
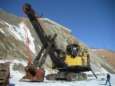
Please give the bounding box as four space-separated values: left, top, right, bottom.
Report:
23 3 67 68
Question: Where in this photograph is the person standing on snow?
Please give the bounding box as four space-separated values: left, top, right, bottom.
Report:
105 73 111 86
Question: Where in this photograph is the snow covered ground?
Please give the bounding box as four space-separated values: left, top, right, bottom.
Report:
10 72 115 86
7 60 115 86
0 59 115 86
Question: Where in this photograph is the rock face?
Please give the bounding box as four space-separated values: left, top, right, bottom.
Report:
92 49 115 73
0 9 114 74
0 9 36 60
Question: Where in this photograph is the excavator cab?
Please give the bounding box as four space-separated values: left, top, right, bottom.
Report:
66 44 79 57
57 44 90 73
65 44 82 66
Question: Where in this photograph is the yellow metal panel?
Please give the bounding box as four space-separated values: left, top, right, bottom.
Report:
64 55 83 66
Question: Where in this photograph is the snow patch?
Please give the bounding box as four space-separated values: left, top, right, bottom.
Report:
0 19 36 54
19 22 36 54
0 28 5 34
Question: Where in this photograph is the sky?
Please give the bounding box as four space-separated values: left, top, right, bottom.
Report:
0 0 115 51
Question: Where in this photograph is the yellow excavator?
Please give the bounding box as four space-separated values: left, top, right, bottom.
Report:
22 3 96 81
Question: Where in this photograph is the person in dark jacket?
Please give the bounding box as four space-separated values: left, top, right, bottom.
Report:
105 73 111 86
